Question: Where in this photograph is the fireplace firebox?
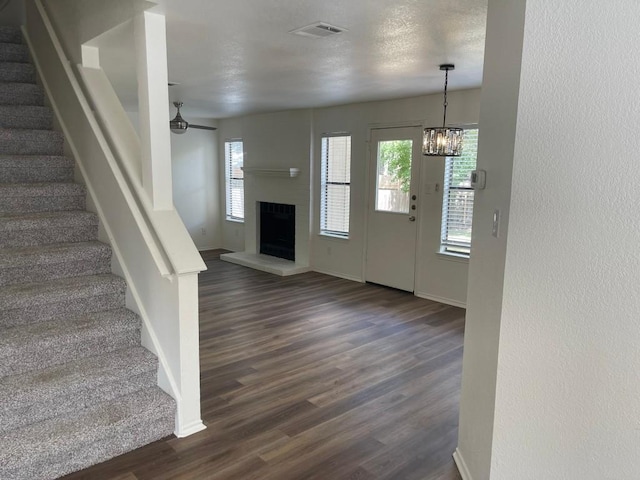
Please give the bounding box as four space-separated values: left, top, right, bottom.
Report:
259 202 295 261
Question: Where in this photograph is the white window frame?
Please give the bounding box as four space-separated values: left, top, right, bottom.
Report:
320 134 351 238
225 139 244 222
440 127 479 257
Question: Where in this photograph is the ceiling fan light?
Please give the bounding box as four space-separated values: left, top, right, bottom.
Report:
170 101 189 134
170 116 189 134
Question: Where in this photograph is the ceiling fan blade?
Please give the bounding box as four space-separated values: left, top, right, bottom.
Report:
190 124 217 131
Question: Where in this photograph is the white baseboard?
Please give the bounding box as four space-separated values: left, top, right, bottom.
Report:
312 268 363 283
414 291 466 309
175 420 207 438
453 448 473 480
197 245 223 252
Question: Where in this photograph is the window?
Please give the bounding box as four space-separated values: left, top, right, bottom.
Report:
441 128 479 256
320 135 351 237
375 139 413 214
225 139 244 221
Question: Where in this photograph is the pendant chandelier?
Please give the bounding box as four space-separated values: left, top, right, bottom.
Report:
423 64 464 157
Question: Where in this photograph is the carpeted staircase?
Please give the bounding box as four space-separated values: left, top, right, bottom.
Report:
0 26 175 480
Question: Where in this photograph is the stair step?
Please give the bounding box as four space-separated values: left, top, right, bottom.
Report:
0 308 141 377
0 241 112 287
0 62 36 83
0 27 23 45
0 346 158 434
0 211 98 248
0 274 126 328
0 82 43 105
0 42 29 63
0 105 52 130
0 128 63 155
0 182 85 214
0 154 73 183
0 387 175 480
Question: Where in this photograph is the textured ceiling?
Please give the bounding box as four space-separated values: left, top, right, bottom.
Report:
127 0 488 118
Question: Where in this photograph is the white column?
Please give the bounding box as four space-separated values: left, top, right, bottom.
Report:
135 11 173 211
455 0 527 478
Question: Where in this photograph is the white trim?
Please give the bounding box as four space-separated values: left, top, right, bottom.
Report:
414 291 466 309
175 420 207 438
197 245 223 252
436 251 470 263
312 268 363 283
453 448 473 480
318 232 349 241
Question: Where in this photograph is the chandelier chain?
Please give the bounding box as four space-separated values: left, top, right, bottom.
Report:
442 68 449 128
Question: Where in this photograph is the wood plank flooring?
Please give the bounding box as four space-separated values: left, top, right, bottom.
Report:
62 250 465 480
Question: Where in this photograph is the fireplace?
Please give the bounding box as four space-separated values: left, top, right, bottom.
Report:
259 202 295 261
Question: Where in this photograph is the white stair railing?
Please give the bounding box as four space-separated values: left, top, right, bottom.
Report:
23 0 207 438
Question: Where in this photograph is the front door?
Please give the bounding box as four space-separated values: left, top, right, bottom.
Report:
365 126 422 292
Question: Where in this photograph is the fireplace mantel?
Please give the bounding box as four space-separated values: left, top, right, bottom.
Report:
241 167 300 178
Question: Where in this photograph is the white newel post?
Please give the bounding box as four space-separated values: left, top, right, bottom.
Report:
175 273 206 436
135 11 173 211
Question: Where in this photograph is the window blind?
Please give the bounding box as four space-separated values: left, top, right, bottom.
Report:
321 135 351 237
441 128 479 254
225 140 244 221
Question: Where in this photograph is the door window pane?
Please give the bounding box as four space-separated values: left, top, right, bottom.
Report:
376 140 412 213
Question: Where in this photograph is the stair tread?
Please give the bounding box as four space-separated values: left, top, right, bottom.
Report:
0 127 61 136
0 273 125 310
0 240 111 268
0 27 23 44
0 105 52 124
0 211 98 231
0 308 140 358
0 346 157 412
0 386 174 469
0 63 36 83
0 43 29 63
0 154 72 166
0 182 85 196
0 128 64 155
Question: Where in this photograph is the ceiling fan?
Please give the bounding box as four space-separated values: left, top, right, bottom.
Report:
169 102 217 134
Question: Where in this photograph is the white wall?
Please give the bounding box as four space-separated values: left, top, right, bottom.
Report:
128 111 221 251
219 89 480 305
458 0 640 479
242 110 312 266
312 90 480 304
41 0 152 64
455 0 526 477
170 118 221 251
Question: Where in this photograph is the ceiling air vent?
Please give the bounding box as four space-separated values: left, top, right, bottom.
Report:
290 22 347 38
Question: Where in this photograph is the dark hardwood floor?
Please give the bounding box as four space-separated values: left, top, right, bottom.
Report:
62 250 465 480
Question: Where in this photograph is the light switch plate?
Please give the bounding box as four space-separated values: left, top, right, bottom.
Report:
492 209 500 238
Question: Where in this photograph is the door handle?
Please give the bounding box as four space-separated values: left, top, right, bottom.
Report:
409 216 416 222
